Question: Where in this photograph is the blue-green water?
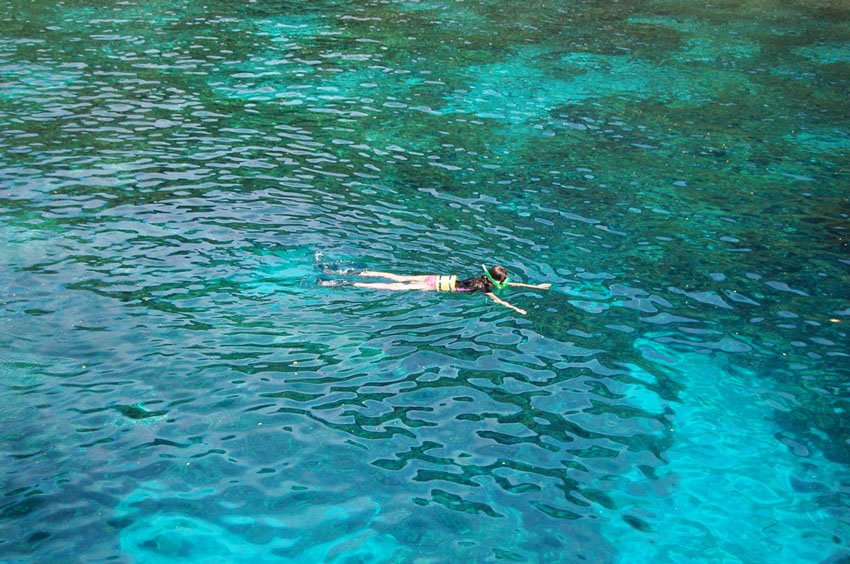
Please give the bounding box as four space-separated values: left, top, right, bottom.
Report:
1 0 848 561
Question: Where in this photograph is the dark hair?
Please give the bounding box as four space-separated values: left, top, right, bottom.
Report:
489 265 508 282
457 265 509 294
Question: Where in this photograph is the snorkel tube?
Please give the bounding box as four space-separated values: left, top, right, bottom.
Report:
482 264 509 292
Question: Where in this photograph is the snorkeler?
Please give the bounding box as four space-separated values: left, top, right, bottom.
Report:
319 264 550 315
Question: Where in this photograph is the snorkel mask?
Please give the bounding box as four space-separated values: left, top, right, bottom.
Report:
482 264 509 292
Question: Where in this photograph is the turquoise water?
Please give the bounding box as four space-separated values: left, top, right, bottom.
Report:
1 0 848 561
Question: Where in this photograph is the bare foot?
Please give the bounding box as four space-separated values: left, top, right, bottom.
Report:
322 267 360 276
317 279 352 287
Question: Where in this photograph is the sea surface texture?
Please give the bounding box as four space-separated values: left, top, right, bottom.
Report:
1 0 849 561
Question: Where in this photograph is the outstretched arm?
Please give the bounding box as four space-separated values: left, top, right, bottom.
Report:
487 293 527 315
508 282 551 289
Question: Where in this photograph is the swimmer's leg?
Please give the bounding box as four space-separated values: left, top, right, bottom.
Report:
358 271 431 283
352 281 432 291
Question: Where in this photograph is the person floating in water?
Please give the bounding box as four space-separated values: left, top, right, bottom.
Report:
320 264 550 315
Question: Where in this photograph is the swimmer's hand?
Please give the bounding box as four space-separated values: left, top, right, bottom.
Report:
488 293 527 315
508 282 551 290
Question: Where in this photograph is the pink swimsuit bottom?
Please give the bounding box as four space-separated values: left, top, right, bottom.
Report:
425 275 459 292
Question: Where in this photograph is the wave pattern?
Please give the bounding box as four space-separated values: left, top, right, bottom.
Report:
1 0 849 561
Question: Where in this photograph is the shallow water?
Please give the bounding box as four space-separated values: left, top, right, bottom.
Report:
1 0 848 561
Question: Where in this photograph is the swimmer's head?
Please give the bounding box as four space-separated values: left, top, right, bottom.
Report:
482 264 510 291
488 265 508 282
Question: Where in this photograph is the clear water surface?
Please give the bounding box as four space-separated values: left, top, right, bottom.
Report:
1 0 848 561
